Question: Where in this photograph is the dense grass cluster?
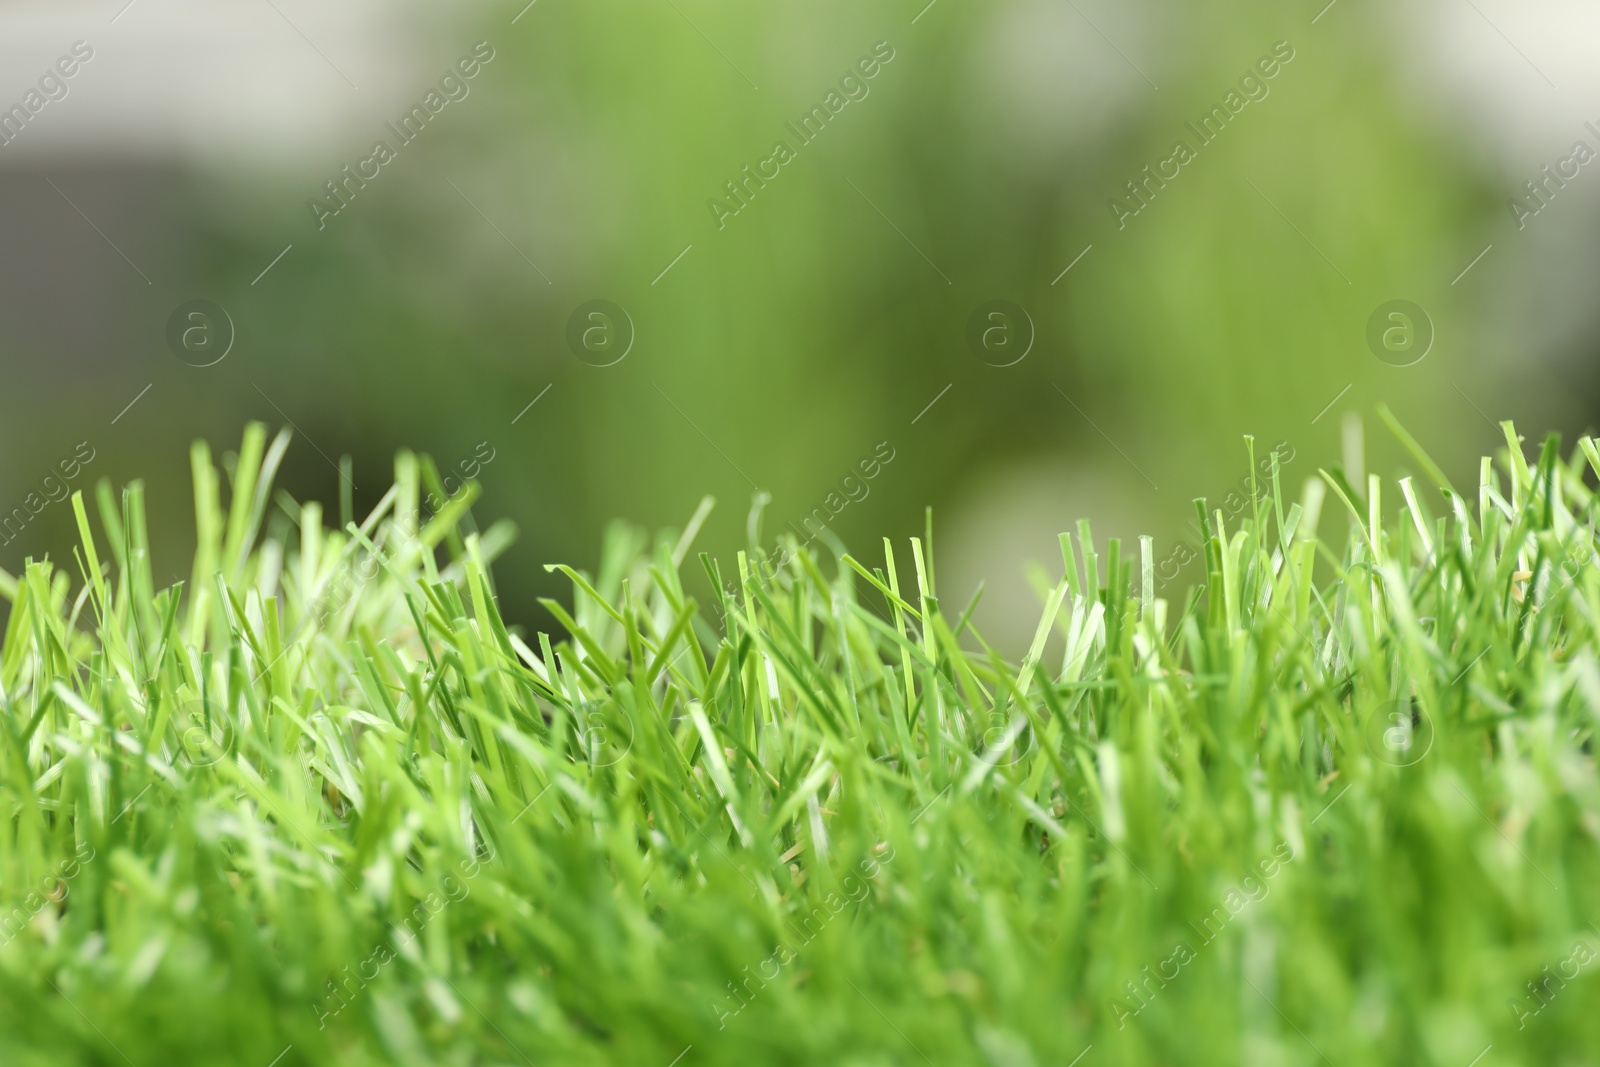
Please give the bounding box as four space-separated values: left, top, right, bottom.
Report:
3 419 1600 1065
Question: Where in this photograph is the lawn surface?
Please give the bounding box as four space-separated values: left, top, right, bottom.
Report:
2 419 1599 1065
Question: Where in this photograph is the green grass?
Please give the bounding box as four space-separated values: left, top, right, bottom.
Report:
3 418 1600 1066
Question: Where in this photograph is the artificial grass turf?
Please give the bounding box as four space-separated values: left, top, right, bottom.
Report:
2 420 1600 1066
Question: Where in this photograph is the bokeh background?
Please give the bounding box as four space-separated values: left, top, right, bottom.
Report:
3 0 1598 652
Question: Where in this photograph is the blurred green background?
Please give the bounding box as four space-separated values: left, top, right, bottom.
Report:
2 0 1595 650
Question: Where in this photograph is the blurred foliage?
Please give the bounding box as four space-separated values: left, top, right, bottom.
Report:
2 0 1508 633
